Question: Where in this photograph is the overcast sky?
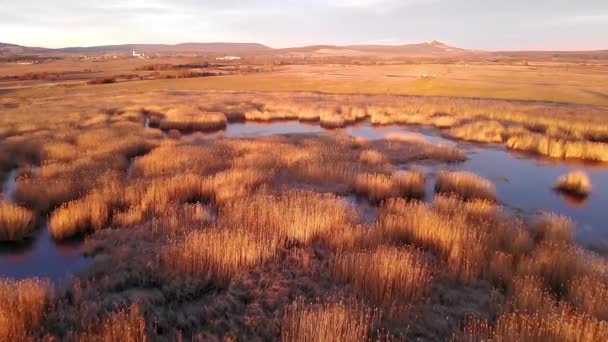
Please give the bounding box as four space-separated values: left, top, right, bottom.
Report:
1 0 607 50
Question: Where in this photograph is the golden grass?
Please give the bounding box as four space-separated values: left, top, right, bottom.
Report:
554 171 592 197
166 227 279 283
160 106 227 132
507 134 608 162
354 171 425 202
48 192 113 240
333 246 434 309
378 197 526 283
531 213 575 244
0 200 35 241
448 120 507 143
0 278 53 341
219 190 357 245
435 171 496 201
76 304 147 342
568 275 608 320
282 300 377 342
516 242 602 295
462 308 608 342
359 149 386 166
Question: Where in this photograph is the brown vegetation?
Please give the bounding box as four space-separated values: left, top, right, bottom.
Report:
333 246 434 309
282 300 377 342
0 200 35 241
0 278 53 341
507 134 608 162
435 171 496 201
160 106 227 132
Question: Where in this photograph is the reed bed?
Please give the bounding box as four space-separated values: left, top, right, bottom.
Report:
531 213 575 244
160 106 227 132
219 190 356 245
166 227 280 283
448 120 507 143
461 308 608 342
378 198 524 283
75 304 147 342
554 171 592 197
333 246 434 309
0 278 53 341
359 150 387 165
507 134 608 162
0 200 35 241
355 171 425 202
282 300 377 342
435 171 496 201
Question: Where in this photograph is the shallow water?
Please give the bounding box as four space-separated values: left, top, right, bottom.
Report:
2 120 607 281
1 168 18 201
0 225 89 281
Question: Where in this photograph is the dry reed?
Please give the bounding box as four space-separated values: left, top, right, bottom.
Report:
0 278 53 341
435 171 496 201
554 171 592 197
0 200 35 241
282 300 377 342
333 246 434 309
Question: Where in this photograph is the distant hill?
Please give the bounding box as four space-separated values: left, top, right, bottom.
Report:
0 42 49 54
2 41 607 60
55 43 272 55
275 41 472 57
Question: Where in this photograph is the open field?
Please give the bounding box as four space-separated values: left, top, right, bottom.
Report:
1 56 608 340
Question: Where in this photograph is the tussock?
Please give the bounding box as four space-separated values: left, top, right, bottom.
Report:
160 106 227 132
435 171 496 201
166 227 279 283
355 171 425 202
554 171 592 197
333 246 434 308
0 200 35 241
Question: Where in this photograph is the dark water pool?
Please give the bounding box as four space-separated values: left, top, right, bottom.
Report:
2 120 607 281
0 225 89 281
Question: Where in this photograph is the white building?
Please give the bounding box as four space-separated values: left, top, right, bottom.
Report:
215 56 241 61
132 50 145 58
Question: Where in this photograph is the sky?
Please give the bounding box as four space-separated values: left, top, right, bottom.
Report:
1 0 607 50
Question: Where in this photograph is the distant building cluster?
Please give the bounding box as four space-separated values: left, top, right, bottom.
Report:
215 56 241 61
132 50 146 58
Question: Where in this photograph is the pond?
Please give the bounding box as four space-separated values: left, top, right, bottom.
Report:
2 120 607 281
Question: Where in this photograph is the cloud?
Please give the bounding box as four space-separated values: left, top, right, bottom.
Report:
0 0 606 50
